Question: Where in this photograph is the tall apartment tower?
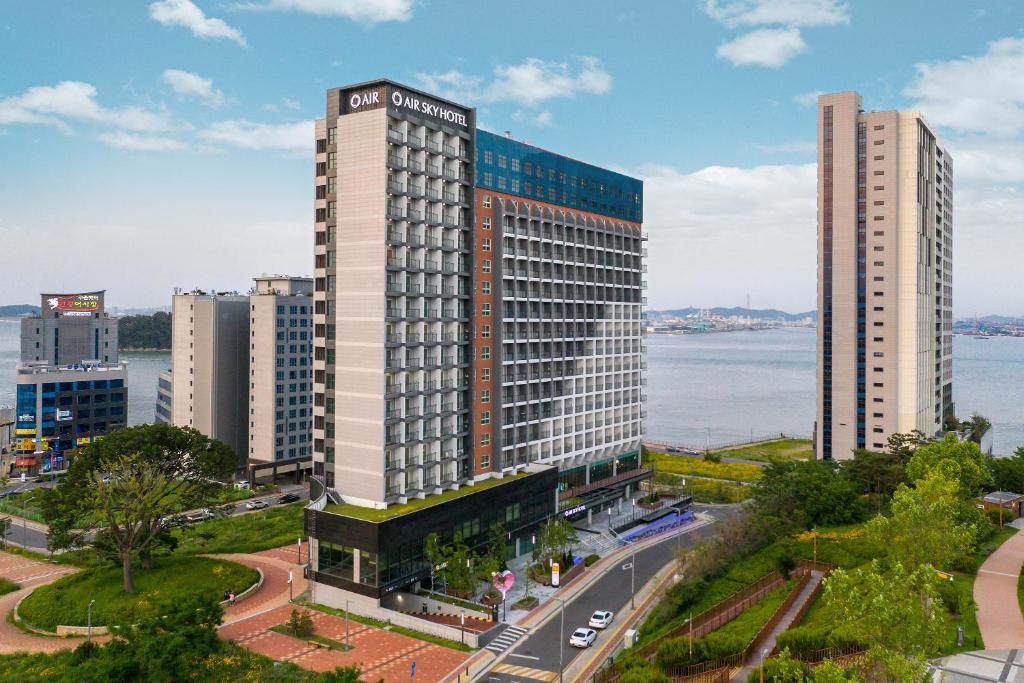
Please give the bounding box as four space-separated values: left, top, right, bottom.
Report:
307 80 645 606
248 275 315 464
168 290 251 461
815 92 954 460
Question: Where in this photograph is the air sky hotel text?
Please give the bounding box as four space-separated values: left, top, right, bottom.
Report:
307 79 647 608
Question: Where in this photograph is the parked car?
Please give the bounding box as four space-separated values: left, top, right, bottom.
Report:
569 628 597 648
589 610 614 629
666 446 682 454
245 499 269 510
235 480 250 490
278 493 301 504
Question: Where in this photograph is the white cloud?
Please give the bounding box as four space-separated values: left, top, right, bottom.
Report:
638 162 816 310
754 140 815 154
532 110 554 127
149 0 247 47
704 0 849 28
716 28 806 68
793 90 823 106
98 131 187 151
199 119 314 151
238 0 412 23
0 81 173 133
416 57 612 108
264 97 302 112
162 69 225 106
904 37 1024 137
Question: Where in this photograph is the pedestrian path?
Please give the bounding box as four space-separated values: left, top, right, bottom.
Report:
731 571 824 682
485 625 529 655
975 529 1024 648
0 551 87 653
491 662 557 681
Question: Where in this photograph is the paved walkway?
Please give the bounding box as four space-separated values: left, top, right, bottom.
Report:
208 546 310 624
221 603 470 681
731 571 824 682
976 529 1024 649
0 551 86 653
930 649 1024 682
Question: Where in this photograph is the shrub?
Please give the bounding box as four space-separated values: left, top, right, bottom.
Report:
284 609 314 638
655 631 745 669
584 554 600 567
0 578 19 596
776 552 797 579
936 580 967 616
618 657 670 683
775 626 865 659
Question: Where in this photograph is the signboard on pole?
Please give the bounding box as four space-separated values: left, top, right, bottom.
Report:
551 562 560 587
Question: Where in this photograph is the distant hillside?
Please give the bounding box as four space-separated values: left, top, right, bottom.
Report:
649 306 817 322
119 312 171 350
0 304 39 317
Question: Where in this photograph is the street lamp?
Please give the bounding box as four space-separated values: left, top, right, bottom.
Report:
87 599 96 642
811 526 817 568
704 427 711 453
556 598 566 683
630 545 637 610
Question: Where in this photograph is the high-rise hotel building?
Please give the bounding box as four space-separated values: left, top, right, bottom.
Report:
815 92 953 460
307 79 645 606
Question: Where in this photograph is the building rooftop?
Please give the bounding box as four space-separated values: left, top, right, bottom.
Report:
324 472 528 522
983 491 1024 504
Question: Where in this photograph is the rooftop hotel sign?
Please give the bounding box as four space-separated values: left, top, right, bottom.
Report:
344 83 469 131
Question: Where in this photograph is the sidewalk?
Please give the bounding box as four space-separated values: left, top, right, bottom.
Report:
975 528 1024 648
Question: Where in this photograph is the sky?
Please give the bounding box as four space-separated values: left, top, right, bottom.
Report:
1 0 1023 316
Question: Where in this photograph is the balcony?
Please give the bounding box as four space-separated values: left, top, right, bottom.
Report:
387 128 404 144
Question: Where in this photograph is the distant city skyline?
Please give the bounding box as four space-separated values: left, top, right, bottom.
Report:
2 1 1024 314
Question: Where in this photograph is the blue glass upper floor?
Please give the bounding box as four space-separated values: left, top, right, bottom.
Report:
474 129 642 223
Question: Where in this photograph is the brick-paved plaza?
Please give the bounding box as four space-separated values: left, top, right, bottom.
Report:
220 604 471 682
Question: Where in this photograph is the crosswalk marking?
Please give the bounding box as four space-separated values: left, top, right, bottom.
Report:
485 625 529 654
491 663 557 681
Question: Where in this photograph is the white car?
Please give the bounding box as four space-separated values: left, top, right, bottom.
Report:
245 499 269 510
569 628 597 648
589 610 614 629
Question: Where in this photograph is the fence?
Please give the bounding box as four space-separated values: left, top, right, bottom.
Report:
646 433 811 454
596 561 833 683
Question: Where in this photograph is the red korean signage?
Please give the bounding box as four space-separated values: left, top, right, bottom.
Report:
47 294 99 313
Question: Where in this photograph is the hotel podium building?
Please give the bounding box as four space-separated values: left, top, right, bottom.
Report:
815 92 954 461
307 79 646 605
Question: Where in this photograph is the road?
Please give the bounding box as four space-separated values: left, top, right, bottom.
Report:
486 505 740 682
0 483 309 552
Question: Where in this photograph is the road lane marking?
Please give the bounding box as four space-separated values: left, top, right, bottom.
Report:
491 664 557 681
508 654 540 660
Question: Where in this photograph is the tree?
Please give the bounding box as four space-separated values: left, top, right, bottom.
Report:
752 460 864 529
842 449 907 500
866 470 979 571
284 608 314 638
824 560 945 681
532 517 578 566
991 449 1024 493
42 423 236 593
886 430 929 465
960 414 992 444
905 433 992 498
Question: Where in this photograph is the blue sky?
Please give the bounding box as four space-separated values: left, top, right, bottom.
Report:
1 0 1023 314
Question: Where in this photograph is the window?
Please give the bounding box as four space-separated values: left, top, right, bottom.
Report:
482 238 491 251
483 172 493 185
481 411 490 425
482 282 491 295
483 216 491 230
481 324 491 338
481 346 491 359
483 195 491 208
480 434 490 447
327 127 336 144
481 368 490 381
481 454 490 468
482 259 492 273
481 303 491 316
873 155 884 161
873 185 884 190
481 389 490 403
498 155 507 168
327 152 337 169
873 170 884 176
483 150 493 164
499 177 508 190
327 176 336 194
510 179 518 192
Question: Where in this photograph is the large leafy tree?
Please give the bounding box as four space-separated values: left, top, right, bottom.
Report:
824 560 945 681
990 448 1024 493
905 433 992 498
43 423 237 593
752 460 864 529
866 470 980 571
885 430 929 465
843 449 907 499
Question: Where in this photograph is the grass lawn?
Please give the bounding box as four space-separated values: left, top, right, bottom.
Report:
173 502 305 555
651 453 762 482
325 473 527 522
299 600 475 652
0 492 46 523
18 555 257 630
0 578 18 596
714 438 813 462
654 472 750 504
